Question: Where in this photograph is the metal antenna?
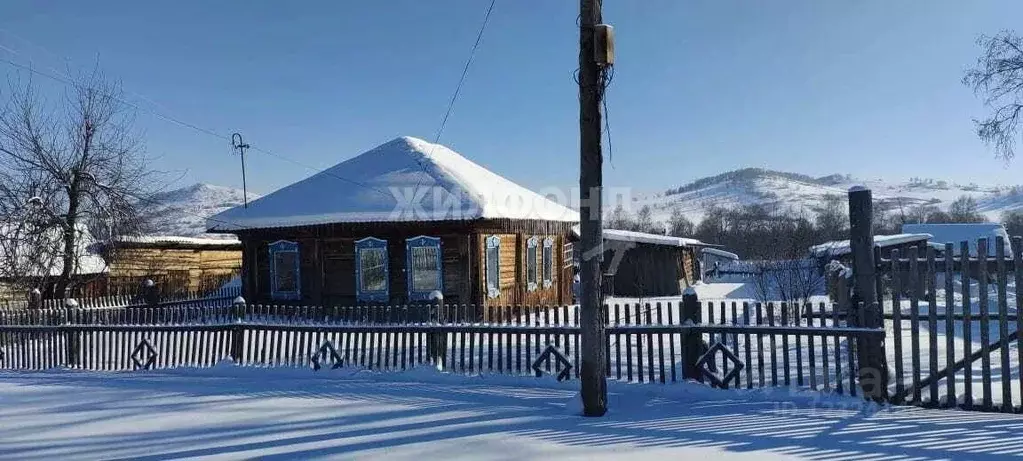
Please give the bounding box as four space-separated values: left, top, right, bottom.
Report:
231 133 250 208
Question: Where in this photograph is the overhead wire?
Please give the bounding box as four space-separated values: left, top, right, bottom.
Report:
408 0 498 204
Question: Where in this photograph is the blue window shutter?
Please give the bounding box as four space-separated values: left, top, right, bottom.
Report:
355 237 389 303
406 236 443 302
268 240 301 301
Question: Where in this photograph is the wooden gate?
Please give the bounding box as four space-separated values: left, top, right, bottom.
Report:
877 236 1022 412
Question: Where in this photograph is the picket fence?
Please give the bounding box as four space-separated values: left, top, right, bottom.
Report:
0 298 880 399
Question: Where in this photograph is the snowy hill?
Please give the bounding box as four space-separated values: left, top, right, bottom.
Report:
143 183 258 238
631 168 1023 225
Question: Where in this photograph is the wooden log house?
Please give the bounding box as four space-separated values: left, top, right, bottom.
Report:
207 136 579 307
103 235 243 295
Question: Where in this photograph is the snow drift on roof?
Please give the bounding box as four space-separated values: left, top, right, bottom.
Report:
902 223 1012 257
809 233 932 257
701 247 739 260
113 235 241 247
207 136 579 231
570 225 704 247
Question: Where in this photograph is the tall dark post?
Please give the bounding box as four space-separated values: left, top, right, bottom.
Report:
579 0 608 416
847 186 889 401
231 133 250 208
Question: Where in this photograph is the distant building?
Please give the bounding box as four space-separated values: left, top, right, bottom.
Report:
103 235 243 295
572 227 708 298
902 223 1012 257
809 233 935 266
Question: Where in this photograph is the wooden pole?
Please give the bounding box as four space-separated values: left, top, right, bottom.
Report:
579 0 607 416
847 187 889 402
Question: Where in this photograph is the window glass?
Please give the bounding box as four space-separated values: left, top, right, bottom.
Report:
411 246 441 292
543 238 554 288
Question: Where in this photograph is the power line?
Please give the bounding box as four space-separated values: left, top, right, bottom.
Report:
410 0 498 202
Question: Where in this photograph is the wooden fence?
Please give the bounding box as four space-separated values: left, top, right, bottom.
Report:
876 235 1023 412
0 296 881 398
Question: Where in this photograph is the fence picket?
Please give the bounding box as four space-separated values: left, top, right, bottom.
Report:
927 246 939 405
908 245 922 403
978 239 993 409
996 237 1012 412
768 303 778 387
891 249 904 403
961 241 974 408
781 303 790 387
942 242 956 408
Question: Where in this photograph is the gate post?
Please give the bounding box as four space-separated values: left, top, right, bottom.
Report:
230 296 246 364
680 287 703 382
848 186 889 402
428 291 447 370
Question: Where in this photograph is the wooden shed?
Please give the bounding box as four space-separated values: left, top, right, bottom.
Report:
207 136 579 307
571 228 704 298
103 235 243 295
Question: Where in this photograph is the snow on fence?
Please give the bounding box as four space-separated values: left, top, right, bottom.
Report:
0 297 879 400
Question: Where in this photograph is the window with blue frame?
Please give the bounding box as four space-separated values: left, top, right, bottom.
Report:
269 240 301 300
355 237 389 302
485 235 500 298
406 236 442 301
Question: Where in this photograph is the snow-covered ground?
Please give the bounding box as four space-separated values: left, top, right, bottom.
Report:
3 365 1023 460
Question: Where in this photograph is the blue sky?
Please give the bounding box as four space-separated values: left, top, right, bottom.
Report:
1 1 1021 197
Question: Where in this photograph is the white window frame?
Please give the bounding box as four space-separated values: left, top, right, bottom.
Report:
542 237 554 289
485 235 501 298
269 240 301 301
355 237 389 302
406 236 443 301
526 236 539 292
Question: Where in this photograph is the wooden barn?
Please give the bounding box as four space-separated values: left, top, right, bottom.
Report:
103 236 243 295
207 136 579 307
576 228 705 298
809 233 935 268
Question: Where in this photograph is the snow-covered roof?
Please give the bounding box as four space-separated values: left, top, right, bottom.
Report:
207 136 579 231
112 235 242 248
902 223 1012 257
571 225 704 247
809 233 932 257
701 247 739 260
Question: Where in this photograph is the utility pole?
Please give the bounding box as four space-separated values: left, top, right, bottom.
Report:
231 133 250 208
579 0 610 416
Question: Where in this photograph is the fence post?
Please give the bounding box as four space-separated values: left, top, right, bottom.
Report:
64 297 80 367
231 296 246 364
428 291 446 370
27 288 41 310
847 186 889 402
143 279 159 307
680 287 703 382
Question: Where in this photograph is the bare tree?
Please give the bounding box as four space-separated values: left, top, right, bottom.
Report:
949 195 987 223
0 73 156 297
667 206 694 237
605 203 634 230
1002 209 1023 237
964 30 1023 161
